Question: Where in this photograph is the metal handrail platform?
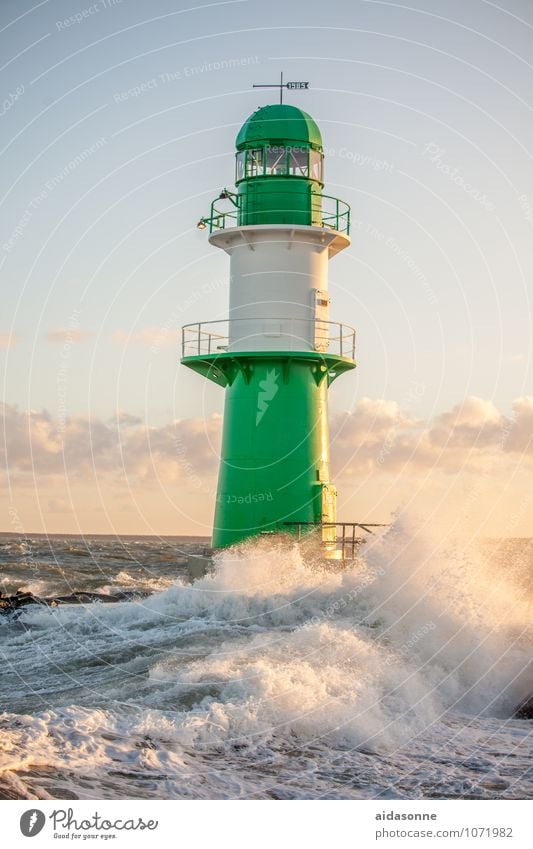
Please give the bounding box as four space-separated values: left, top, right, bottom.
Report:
284 521 389 560
199 191 350 234
181 317 356 360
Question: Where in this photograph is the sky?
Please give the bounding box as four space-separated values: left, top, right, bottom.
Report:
1 0 532 536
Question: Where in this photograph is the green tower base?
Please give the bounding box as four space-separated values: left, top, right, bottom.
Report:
181 350 355 549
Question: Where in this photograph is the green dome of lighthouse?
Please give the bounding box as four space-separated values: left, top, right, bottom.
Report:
236 104 323 151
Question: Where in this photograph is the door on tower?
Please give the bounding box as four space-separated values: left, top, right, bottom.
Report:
321 483 337 543
312 288 330 352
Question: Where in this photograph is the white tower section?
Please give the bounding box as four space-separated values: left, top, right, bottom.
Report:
210 224 350 353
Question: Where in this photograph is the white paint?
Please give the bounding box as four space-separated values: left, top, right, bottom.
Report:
209 225 350 352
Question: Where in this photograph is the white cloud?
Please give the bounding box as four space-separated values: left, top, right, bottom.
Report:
113 410 143 427
331 395 533 477
112 327 179 348
1 396 531 491
47 497 71 514
45 329 91 343
507 396 533 453
0 333 19 350
1 397 532 535
428 397 503 448
0 403 221 485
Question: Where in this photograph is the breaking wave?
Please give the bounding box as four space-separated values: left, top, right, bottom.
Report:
0 512 531 799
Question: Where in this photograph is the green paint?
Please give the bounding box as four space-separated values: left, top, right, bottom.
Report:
213 357 333 548
236 104 323 151
181 350 356 389
237 178 323 227
235 104 324 228
181 351 356 548
199 104 351 233
186 103 356 549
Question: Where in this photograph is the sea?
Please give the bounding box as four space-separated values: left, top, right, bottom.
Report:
0 515 531 800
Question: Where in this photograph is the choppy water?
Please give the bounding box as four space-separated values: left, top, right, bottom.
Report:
0 517 532 800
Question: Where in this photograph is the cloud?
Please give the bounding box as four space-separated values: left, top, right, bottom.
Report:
117 415 221 484
1 396 531 494
45 329 91 343
112 327 179 348
506 396 533 453
1 396 532 535
47 497 71 514
331 395 533 477
0 402 220 486
0 333 19 350
113 410 143 427
429 397 503 448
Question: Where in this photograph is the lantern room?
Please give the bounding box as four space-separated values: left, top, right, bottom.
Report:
234 103 325 227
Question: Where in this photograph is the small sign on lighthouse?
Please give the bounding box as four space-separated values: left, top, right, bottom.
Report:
253 72 309 103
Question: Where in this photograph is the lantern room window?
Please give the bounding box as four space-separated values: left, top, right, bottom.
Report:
310 150 323 182
246 148 264 177
265 145 287 175
236 145 323 181
288 147 309 177
235 151 246 182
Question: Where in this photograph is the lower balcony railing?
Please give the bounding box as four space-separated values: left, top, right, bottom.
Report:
181 318 356 360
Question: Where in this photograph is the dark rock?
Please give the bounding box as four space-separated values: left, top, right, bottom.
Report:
0 592 44 613
0 588 152 616
515 695 533 719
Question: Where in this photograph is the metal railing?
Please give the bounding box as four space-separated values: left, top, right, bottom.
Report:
203 199 238 231
319 194 351 233
284 521 389 560
182 321 229 356
181 318 356 359
199 191 350 234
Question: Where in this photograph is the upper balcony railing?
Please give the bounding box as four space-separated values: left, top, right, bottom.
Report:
320 194 351 233
197 190 350 235
181 318 356 360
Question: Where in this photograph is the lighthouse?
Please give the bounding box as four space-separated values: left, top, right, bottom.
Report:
182 97 356 551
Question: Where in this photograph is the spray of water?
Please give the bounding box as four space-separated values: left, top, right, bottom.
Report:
1 510 531 798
